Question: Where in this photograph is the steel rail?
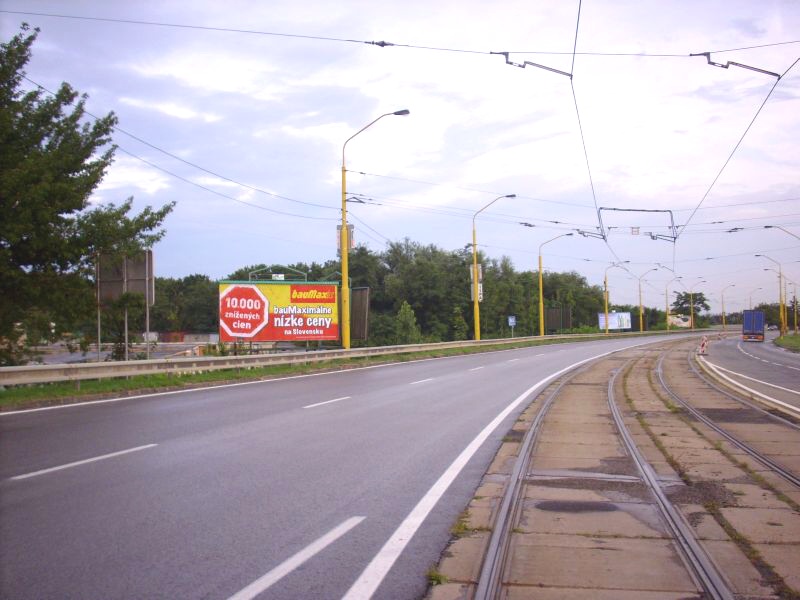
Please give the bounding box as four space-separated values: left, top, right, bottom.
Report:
474 366 590 599
655 352 800 488
607 362 735 600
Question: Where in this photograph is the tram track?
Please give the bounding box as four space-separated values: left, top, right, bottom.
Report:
429 338 800 600
656 350 800 489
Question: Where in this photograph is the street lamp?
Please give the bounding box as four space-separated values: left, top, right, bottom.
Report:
637 267 659 333
471 194 516 340
538 233 573 336
756 254 785 336
340 109 409 348
604 261 629 334
764 225 800 241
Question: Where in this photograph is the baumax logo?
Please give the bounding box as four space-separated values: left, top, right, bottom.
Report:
290 286 336 303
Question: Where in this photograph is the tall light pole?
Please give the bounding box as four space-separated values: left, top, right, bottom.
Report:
665 276 681 331
637 267 659 332
471 194 516 340
538 233 573 336
604 261 629 334
721 284 735 331
756 254 785 336
340 109 409 348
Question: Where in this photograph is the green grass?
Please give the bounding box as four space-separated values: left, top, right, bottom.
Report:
775 333 800 353
0 333 639 411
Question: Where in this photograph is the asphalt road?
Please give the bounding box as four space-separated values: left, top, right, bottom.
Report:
705 332 800 409
2 335 693 600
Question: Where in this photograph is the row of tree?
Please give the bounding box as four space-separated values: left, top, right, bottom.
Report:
138 241 716 348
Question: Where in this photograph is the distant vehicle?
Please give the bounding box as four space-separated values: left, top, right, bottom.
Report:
767 324 779 331
742 310 766 342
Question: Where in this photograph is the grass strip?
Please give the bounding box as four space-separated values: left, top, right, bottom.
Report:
1 334 626 410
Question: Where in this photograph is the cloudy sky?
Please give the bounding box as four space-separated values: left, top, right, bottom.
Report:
3 0 799 312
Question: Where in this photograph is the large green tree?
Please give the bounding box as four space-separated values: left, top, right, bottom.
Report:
0 26 173 364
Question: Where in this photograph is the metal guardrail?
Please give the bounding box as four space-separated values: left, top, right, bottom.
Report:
0 331 678 387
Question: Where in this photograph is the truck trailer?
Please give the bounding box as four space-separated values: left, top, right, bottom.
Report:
742 309 765 342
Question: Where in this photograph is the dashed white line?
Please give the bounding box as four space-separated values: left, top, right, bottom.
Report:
303 396 351 409
227 516 365 600
507 358 520 363
469 367 484 372
410 378 433 385
10 444 157 481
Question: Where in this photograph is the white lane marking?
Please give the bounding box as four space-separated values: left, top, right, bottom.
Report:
507 358 520 363
303 396 351 409
737 341 800 371
341 347 630 600
227 516 365 600
700 359 800 417
410 378 433 385
702 360 800 396
469 367 484 372
10 444 157 481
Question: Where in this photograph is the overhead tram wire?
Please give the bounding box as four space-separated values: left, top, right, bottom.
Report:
5 10 796 60
23 76 338 213
562 0 626 265
116 147 336 221
677 57 800 239
346 192 594 229
348 170 594 209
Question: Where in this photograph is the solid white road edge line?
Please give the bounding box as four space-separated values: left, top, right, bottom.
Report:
227 516 365 600
341 346 633 600
703 359 800 396
10 444 157 481
700 360 800 418
303 396 351 409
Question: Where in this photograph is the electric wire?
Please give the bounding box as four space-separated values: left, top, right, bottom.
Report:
347 211 390 243
23 76 338 213
677 57 800 238
348 170 594 209
115 147 337 221
5 10 796 59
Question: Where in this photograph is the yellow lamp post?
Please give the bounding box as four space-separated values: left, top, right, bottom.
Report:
604 261 629 334
637 267 659 332
340 109 409 349
756 254 785 336
538 233 573 336
471 194 516 340
721 284 735 331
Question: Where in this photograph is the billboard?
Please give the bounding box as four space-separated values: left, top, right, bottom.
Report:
598 311 632 330
219 281 339 342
